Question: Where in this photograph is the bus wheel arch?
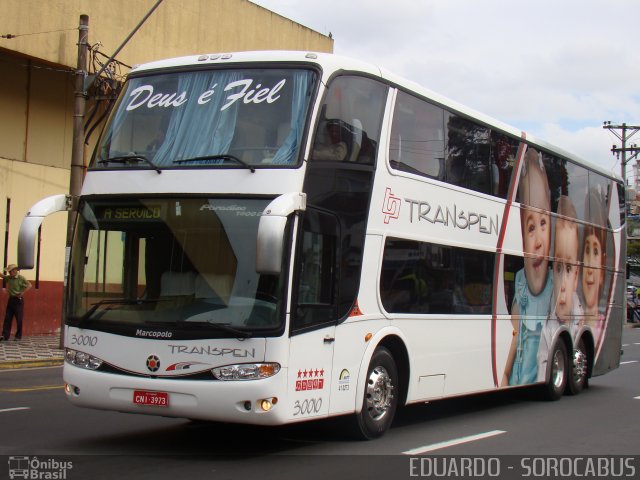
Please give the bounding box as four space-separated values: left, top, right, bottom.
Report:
351 335 409 440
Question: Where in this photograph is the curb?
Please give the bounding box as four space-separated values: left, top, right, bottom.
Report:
0 358 64 370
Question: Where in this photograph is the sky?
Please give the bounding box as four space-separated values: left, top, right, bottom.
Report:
250 0 640 183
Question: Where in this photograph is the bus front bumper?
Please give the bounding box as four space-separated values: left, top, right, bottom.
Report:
63 364 290 425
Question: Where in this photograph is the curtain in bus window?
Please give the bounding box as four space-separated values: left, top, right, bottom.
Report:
152 71 242 166
271 71 313 165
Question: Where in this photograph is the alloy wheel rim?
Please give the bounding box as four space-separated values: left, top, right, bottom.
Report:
552 348 566 390
365 365 394 421
573 347 587 385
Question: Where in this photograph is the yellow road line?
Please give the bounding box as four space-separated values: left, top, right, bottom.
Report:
0 385 64 392
0 359 64 370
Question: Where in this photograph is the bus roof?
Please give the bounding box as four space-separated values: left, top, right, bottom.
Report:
130 50 620 183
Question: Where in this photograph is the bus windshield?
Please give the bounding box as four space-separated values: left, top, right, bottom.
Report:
67 197 284 338
93 68 317 169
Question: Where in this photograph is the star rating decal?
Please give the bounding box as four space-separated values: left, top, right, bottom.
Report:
297 368 325 378
295 367 325 391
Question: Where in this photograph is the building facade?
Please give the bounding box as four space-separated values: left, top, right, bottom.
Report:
0 0 332 335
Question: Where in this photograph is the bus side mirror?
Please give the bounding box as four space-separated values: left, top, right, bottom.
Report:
18 194 71 269
256 192 306 275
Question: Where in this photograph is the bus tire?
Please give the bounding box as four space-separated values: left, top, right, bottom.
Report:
353 347 398 440
540 340 568 401
566 338 588 395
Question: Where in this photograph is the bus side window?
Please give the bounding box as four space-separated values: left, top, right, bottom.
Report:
389 90 445 180
293 209 339 331
310 75 387 165
445 113 492 195
491 132 517 199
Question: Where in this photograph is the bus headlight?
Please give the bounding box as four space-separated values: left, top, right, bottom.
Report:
211 363 280 380
65 348 103 370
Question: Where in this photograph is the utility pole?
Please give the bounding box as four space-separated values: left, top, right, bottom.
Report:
59 14 89 347
70 14 89 245
603 121 640 217
603 121 640 187
58 5 164 346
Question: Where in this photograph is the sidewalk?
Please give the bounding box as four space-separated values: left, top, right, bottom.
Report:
0 334 64 370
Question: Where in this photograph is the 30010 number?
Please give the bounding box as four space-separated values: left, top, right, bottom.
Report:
70 334 98 347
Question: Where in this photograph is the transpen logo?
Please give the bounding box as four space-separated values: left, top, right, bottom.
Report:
382 187 401 224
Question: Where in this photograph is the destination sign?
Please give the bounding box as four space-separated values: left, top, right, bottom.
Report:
97 205 162 220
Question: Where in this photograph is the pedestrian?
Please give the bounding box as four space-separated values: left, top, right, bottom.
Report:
1 264 32 341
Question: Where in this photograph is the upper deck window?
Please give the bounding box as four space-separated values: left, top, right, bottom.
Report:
389 91 519 199
93 68 317 170
310 75 387 165
389 91 445 178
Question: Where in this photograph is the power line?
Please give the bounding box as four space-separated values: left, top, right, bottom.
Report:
1 27 76 39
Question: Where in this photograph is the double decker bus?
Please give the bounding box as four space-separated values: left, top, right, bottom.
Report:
18 51 625 439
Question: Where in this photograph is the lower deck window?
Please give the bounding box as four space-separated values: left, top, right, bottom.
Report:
380 238 494 315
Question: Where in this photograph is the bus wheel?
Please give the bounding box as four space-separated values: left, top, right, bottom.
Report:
566 338 588 395
354 347 398 440
541 340 568 401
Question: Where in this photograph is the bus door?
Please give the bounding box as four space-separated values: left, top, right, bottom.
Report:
287 208 339 420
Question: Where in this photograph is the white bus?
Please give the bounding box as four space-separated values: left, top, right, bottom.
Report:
19 51 625 439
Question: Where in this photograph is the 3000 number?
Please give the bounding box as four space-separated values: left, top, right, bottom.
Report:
293 397 322 416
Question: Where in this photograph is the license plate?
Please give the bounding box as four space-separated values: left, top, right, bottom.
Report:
133 390 169 407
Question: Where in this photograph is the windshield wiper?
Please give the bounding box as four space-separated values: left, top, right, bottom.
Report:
99 154 162 174
181 321 252 338
173 154 255 173
78 299 158 324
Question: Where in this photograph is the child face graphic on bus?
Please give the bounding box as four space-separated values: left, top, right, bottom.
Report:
502 148 553 387
552 214 580 323
581 188 608 342
519 151 551 295
582 228 605 315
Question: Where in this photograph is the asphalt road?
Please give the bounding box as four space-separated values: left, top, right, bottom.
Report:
1 327 639 479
